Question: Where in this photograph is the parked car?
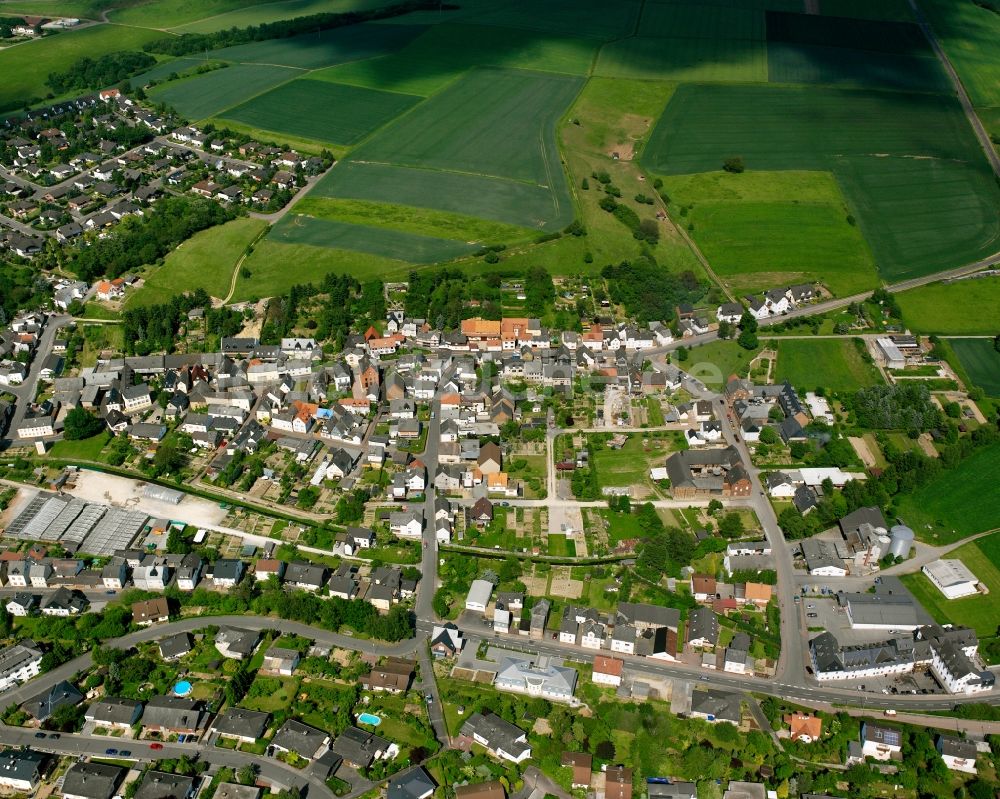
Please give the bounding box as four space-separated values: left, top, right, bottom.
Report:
106 748 118 755
33 733 45 739
150 743 163 751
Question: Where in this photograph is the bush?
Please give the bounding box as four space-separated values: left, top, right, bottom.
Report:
723 156 745 173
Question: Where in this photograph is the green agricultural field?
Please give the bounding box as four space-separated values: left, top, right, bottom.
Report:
462 0 641 39
896 441 1000 543
772 339 883 393
923 0 1000 107
222 79 420 146
900 533 1000 637
896 278 1000 335
149 63 301 121
0 0 117 19
130 217 267 306
312 161 569 230
767 43 951 93
638 3 764 39
109 0 277 27
764 11 949 93
949 338 1000 397
309 68 580 231
664 170 879 296
643 84 1000 282
817 0 914 20
171 0 387 32
235 239 411 300
313 23 598 96
352 67 581 184
294 197 535 244
595 36 767 83
269 214 477 263
0 24 163 113
202 21 425 70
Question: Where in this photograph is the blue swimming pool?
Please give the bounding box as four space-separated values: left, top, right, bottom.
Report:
357 713 381 726
174 680 193 697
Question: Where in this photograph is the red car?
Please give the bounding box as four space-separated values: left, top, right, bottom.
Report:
150 743 164 751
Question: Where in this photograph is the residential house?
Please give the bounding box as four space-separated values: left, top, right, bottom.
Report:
271 720 330 761
212 708 270 744
592 655 624 687
85 697 143 730
140 696 206 736
330 726 391 769
459 712 531 763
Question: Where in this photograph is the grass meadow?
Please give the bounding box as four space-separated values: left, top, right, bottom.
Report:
643 84 1000 282
896 441 1000 543
130 218 267 306
0 24 163 112
293 197 535 244
662 171 879 296
596 36 767 83
772 339 883 393
268 214 477 263
922 0 1000 107
897 278 1000 335
223 79 421 146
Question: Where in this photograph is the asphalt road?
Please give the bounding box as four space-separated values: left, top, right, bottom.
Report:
0 724 336 799
2 313 74 447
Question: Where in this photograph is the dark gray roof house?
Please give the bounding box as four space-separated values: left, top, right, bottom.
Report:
271 719 329 760
134 771 195 799
140 695 206 734
62 761 126 799
21 680 84 721
331 726 391 769
387 767 436 799
158 632 193 661
690 689 741 725
0 748 46 790
213 707 270 741
84 697 143 728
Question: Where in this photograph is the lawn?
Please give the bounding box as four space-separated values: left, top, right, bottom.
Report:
222 79 420 146
949 338 1000 397
896 278 1000 335
235 239 412 299
268 214 478 264
294 197 536 245
130 217 267 306
643 84 1000 283
314 23 598 96
547 533 576 557
896 441 1000 543
149 63 301 121
241 675 299 713
772 339 884 393
0 23 163 113
592 434 680 488
682 338 757 389
48 431 111 461
899 533 1000 638
596 36 767 83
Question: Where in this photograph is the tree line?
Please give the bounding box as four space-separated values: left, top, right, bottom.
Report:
68 197 236 282
121 288 211 355
602 256 706 324
47 51 156 93
143 0 446 56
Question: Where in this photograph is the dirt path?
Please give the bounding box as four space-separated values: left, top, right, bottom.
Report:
848 436 877 468
221 225 269 305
